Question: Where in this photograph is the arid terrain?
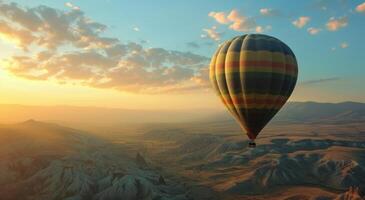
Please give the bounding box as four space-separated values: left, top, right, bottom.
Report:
0 102 364 200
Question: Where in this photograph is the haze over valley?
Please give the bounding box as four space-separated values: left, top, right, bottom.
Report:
0 102 364 200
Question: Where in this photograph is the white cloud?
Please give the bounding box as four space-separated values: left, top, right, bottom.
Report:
255 25 271 33
65 2 80 10
292 16 310 28
331 42 349 51
326 16 348 31
227 9 256 32
307 27 321 35
259 8 279 16
0 2 210 93
133 26 140 32
255 26 264 33
356 2 365 13
202 26 221 41
340 42 349 48
208 9 261 33
260 8 271 16
208 11 229 24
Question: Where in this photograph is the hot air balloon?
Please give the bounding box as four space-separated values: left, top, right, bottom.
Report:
210 34 298 148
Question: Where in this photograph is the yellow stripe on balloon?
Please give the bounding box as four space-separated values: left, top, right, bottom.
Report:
220 93 288 100
215 51 297 66
220 93 288 109
219 67 297 77
222 102 284 109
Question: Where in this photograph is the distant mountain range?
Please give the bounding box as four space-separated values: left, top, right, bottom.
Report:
209 101 365 124
0 104 218 125
276 101 365 123
0 101 364 126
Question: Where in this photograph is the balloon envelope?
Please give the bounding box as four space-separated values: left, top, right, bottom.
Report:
210 34 298 140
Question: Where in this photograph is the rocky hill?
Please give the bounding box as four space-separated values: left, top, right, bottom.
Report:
142 121 365 200
0 120 199 200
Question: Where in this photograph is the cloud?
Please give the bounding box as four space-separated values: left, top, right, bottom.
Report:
326 16 348 31
202 26 221 41
0 2 210 93
133 26 140 32
259 8 280 17
292 16 310 28
255 25 272 33
307 27 321 35
301 77 340 85
356 2 365 13
312 0 346 11
227 9 257 32
255 26 264 33
331 42 349 51
0 3 117 50
208 9 263 33
186 41 200 48
208 11 229 24
0 20 36 50
340 42 349 48
65 2 80 10
259 8 271 16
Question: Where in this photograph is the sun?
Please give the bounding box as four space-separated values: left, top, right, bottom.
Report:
0 33 22 46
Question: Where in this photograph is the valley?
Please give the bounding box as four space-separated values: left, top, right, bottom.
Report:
0 102 364 200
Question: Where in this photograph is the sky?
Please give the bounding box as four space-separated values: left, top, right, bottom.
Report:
0 0 364 110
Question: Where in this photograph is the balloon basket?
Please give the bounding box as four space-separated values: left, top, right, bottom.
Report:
248 142 256 148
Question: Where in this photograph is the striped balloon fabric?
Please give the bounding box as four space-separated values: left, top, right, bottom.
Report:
210 34 298 141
